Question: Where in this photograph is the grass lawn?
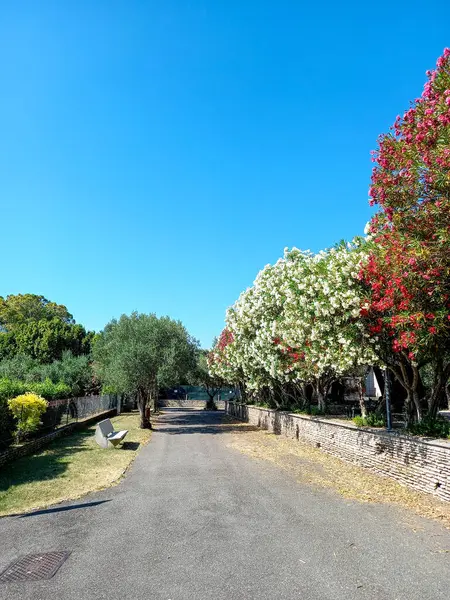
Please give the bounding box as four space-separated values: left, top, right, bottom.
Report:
0 413 151 517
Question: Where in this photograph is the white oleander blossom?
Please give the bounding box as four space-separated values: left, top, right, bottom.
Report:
209 239 378 393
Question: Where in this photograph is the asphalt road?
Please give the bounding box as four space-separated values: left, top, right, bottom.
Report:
0 408 449 600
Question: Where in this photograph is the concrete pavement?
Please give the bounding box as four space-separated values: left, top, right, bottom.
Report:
0 408 449 600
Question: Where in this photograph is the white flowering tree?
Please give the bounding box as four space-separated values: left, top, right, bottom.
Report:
210 240 378 412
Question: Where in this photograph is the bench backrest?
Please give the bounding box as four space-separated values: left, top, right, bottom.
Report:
97 419 114 437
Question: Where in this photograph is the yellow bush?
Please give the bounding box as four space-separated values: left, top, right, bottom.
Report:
8 393 48 442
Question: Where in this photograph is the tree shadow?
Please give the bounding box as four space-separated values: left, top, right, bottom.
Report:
154 409 257 435
156 424 258 435
9 499 112 519
0 429 92 493
121 441 140 451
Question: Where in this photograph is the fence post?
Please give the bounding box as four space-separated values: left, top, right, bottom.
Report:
385 369 392 431
117 394 122 415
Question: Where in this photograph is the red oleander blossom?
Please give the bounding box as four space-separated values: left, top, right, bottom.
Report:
360 49 450 417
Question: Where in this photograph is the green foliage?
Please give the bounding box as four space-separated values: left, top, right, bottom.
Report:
101 384 118 395
365 412 386 427
0 378 70 402
292 406 324 416
33 352 95 396
353 412 386 427
0 378 27 403
0 352 95 397
0 294 94 363
0 294 74 330
0 354 40 380
0 332 17 360
190 351 224 401
8 392 48 442
252 401 270 409
94 313 199 394
408 416 450 439
0 375 70 447
0 397 14 448
93 312 199 427
11 319 91 362
27 379 70 400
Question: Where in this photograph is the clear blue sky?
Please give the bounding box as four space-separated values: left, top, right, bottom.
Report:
1 1 449 347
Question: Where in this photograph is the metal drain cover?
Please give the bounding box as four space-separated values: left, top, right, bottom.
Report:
0 551 71 583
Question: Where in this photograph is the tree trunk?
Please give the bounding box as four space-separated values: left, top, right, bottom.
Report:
238 381 247 404
137 388 151 429
149 381 159 415
412 390 422 423
315 381 327 413
356 377 367 419
404 390 414 428
428 363 450 418
205 391 218 411
392 358 423 426
317 391 325 412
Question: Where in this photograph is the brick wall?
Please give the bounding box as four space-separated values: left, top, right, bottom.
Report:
0 408 117 470
225 402 450 503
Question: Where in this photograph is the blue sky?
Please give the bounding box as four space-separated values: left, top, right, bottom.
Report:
1 1 449 347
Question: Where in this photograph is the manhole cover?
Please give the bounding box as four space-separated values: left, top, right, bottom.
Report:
0 551 71 583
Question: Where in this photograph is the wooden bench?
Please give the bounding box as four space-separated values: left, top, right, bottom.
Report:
94 419 128 449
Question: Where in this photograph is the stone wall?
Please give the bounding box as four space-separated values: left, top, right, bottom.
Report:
0 409 117 469
226 402 450 503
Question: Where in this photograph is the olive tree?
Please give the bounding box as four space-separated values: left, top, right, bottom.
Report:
93 312 198 428
192 350 225 410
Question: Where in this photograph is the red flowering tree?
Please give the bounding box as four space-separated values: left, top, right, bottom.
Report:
360 48 450 423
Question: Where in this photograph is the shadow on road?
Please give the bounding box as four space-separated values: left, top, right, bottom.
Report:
154 408 256 436
8 499 112 519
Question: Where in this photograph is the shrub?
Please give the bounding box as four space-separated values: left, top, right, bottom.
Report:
0 379 27 448
27 379 70 401
8 392 48 442
0 377 70 402
292 406 324 416
253 401 270 408
0 398 15 449
35 352 95 396
353 413 386 428
408 416 450 439
0 377 69 446
0 378 26 402
0 354 39 380
0 351 95 396
365 412 386 427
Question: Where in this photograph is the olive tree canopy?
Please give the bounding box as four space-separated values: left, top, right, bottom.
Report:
93 312 199 428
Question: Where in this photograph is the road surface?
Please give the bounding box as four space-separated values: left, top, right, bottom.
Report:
0 408 449 599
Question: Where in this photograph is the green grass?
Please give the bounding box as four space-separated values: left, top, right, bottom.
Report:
0 413 151 516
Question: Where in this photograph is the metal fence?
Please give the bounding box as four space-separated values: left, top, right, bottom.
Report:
0 394 118 452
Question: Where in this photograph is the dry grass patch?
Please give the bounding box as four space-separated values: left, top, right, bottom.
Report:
0 413 150 517
225 426 450 529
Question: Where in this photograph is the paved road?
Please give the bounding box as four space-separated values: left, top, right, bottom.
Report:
0 409 449 600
